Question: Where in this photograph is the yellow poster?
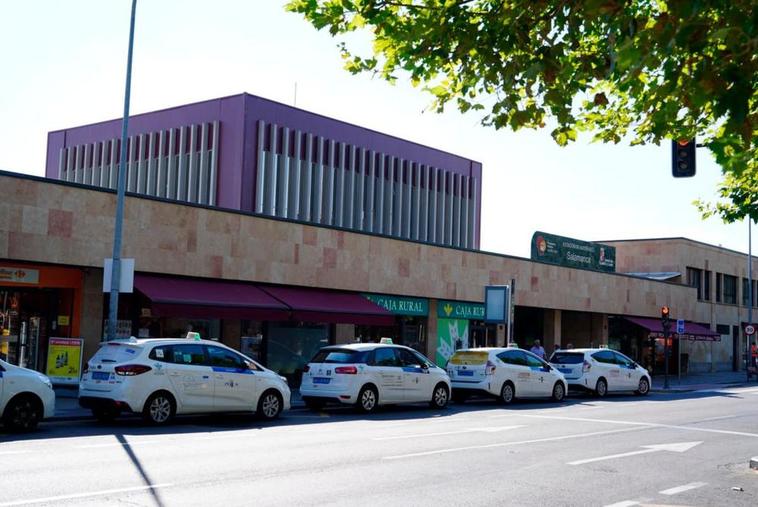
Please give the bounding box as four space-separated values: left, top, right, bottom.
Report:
46 337 83 384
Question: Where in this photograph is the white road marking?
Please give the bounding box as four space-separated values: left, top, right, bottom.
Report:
567 441 702 465
603 501 639 507
659 482 707 495
0 483 173 507
373 425 524 440
383 426 643 460
514 414 758 438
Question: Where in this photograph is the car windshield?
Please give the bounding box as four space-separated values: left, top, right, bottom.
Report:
550 352 584 364
310 348 368 364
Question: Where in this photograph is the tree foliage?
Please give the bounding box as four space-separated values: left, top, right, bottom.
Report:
286 0 757 222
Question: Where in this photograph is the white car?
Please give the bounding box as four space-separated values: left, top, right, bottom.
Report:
79 337 291 424
549 347 651 397
1 358 55 431
300 343 451 412
448 347 568 404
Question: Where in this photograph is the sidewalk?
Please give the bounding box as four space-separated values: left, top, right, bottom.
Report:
51 386 306 422
651 370 758 392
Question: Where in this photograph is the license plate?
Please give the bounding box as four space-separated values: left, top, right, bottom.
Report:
457 370 474 377
313 377 331 385
92 371 110 380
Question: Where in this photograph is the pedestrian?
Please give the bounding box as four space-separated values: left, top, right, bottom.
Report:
530 339 546 360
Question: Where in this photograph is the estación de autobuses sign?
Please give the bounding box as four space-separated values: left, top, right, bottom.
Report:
531 231 616 273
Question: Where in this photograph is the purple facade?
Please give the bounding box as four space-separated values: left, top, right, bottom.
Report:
46 93 482 248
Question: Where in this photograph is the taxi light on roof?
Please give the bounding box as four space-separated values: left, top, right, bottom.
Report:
599 344 608 349
379 337 393 344
186 332 201 341
506 342 518 348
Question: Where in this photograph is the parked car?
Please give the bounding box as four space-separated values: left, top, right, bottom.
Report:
300 343 451 412
549 347 651 397
79 337 291 424
447 347 567 404
0 358 55 431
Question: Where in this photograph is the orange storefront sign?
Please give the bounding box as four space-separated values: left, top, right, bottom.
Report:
0 262 84 336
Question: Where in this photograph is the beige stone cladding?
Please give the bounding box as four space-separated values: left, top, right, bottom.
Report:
606 238 757 371
4 173 722 368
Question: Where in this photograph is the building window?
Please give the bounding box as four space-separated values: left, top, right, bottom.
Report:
723 274 737 304
743 278 751 306
716 324 730 335
703 270 711 301
716 273 722 303
686 267 703 300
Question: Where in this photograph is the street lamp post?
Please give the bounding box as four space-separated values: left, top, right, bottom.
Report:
106 0 138 341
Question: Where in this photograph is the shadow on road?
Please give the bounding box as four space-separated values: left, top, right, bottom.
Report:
1 386 752 444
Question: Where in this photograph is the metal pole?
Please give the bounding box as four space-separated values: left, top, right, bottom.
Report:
107 0 137 341
663 321 670 389
748 218 753 381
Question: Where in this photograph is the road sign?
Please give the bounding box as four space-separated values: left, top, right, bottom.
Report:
676 319 685 334
746 325 756 336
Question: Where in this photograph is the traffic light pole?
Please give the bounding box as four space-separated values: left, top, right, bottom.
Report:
663 322 670 390
748 218 753 382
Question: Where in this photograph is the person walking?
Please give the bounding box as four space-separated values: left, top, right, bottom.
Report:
530 339 546 360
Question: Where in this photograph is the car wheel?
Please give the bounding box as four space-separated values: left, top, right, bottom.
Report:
257 390 283 420
92 406 120 423
500 381 515 405
452 391 468 404
429 383 449 409
142 392 175 425
552 381 566 402
636 376 650 396
357 385 378 413
595 378 608 398
3 395 42 432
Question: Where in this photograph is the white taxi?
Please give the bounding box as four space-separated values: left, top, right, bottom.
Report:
1 358 56 431
300 343 451 412
79 336 291 424
448 347 567 404
549 347 651 397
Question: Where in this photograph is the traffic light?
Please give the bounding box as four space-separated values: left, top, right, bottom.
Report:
661 305 670 325
671 139 696 177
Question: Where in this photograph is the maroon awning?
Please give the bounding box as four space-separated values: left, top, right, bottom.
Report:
134 274 290 321
624 316 721 342
260 286 395 326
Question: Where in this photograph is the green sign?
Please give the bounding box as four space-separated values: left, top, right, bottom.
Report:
362 294 428 316
436 318 469 367
530 231 616 272
437 300 485 320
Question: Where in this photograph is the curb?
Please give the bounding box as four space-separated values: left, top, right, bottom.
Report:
651 382 750 393
750 457 758 471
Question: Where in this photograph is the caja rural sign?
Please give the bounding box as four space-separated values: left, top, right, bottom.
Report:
531 231 616 272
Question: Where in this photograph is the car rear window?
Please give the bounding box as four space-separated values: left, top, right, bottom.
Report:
550 352 584 364
449 351 490 365
91 343 143 363
310 348 368 364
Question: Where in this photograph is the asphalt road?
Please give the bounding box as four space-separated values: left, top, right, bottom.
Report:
2 387 757 507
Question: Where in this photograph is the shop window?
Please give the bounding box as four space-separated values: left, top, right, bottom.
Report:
686 267 703 300
723 275 737 304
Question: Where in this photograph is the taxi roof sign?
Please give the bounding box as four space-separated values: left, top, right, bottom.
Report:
186 332 201 341
379 337 394 344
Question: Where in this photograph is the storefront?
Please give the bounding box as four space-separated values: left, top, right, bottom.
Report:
358 294 429 353
0 263 83 373
609 316 721 374
121 274 394 385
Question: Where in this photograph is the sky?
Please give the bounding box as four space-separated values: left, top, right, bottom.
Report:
0 0 752 260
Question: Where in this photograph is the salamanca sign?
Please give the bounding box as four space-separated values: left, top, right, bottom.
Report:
531 231 616 273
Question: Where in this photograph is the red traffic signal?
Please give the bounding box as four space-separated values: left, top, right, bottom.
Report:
671 139 696 177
